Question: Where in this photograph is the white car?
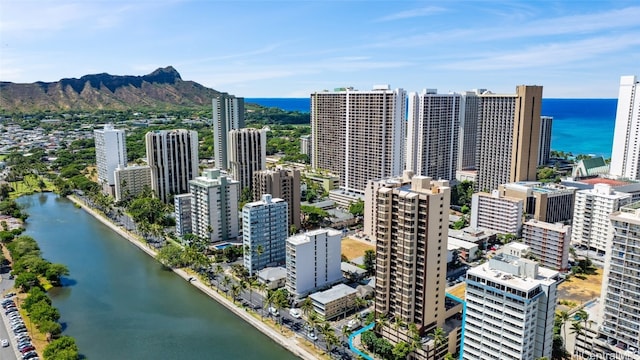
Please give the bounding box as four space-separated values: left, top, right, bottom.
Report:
289 308 301 319
268 307 279 316
1 338 8 347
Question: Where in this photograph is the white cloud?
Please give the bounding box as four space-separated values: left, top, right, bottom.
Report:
375 6 446 22
440 34 640 71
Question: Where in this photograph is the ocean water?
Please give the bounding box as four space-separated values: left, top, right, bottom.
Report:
246 98 617 158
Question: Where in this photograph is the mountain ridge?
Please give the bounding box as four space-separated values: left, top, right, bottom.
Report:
0 66 220 112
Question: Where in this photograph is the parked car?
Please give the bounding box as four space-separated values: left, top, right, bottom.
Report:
268 307 279 317
347 318 361 330
1 338 9 347
289 308 301 319
22 351 38 360
306 332 318 341
3 292 16 298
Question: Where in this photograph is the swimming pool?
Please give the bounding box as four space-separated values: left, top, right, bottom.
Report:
213 242 233 250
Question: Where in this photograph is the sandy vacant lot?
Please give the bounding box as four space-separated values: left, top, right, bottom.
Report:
341 237 375 261
557 269 603 311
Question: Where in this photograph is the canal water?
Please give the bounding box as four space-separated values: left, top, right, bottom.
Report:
16 193 298 360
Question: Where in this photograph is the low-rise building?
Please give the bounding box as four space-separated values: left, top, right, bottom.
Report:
257 266 287 290
522 220 571 271
309 283 358 320
114 165 152 202
470 191 524 235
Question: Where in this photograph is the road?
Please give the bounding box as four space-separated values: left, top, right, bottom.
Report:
209 268 355 360
0 272 19 360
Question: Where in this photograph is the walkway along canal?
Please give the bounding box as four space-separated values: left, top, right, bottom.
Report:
16 193 298 360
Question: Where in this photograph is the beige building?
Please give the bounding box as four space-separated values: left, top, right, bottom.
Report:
375 176 461 359
476 85 543 191
309 283 357 320
253 168 301 230
113 165 152 202
311 85 406 194
522 220 571 271
499 181 577 224
470 191 524 235
363 170 413 239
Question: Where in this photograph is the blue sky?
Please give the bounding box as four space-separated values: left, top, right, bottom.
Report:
1 1 639 98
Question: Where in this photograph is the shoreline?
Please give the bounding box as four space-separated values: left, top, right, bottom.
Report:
67 195 317 360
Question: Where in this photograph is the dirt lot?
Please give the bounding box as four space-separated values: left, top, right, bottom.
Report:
557 269 603 311
341 237 375 261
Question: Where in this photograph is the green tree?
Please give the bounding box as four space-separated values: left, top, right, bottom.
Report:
15 271 40 292
43 335 79 360
364 249 376 276
45 263 70 286
300 205 329 229
348 199 365 217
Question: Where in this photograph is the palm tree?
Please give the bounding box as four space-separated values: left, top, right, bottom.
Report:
306 312 320 348
248 278 260 308
255 244 264 270
221 276 231 297
570 321 584 349
213 264 224 292
392 316 406 342
558 310 570 345
408 322 421 351
230 284 242 304
341 324 352 345
433 327 446 349
318 322 336 353
300 297 314 319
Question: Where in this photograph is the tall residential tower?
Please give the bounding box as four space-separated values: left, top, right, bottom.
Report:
94 124 127 195
311 85 406 194
476 85 543 191
145 129 199 203
213 93 245 170
610 75 640 180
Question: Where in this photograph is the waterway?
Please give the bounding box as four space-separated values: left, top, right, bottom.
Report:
16 193 298 360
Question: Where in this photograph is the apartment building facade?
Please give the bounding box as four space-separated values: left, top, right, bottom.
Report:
252 168 301 230
94 123 127 195
522 220 571 271
311 85 406 194
242 194 289 276
213 93 245 170
145 129 199 203
189 169 240 243
610 75 640 180
470 191 524 235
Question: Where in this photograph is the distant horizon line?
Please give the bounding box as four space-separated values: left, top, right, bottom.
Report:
245 97 617 100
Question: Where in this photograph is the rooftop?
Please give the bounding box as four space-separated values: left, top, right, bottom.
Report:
309 283 357 304
287 228 342 245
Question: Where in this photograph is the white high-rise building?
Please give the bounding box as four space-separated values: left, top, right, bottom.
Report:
610 75 640 180
213 93 245 170
405 89 461 181
145 129 199 203
594 201 640 359
228 128 267 191
285 228 342 299
242 194 288 276
311 85 406 194
570 183 632 254
94 124 127 195
463 244 560 360
174 193 192 238
189 169 240 243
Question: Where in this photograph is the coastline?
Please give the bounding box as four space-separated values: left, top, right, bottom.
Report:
67 195 318 360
